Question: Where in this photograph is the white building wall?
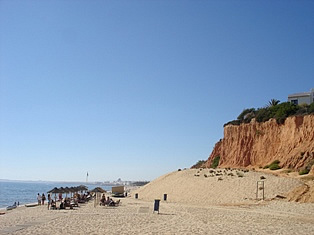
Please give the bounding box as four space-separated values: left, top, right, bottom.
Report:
288 96 311 105
288 88 314 105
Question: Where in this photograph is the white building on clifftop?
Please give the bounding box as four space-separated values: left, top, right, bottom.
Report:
288 88 314 105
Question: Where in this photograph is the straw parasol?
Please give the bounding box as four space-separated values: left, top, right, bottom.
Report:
77 185 88 193
62 187 71 198
64 187 72 198
47 187 62 194
70 186 78 193
59 187 66 199
90 187 106 207
90 187 106 193
47 187 62 202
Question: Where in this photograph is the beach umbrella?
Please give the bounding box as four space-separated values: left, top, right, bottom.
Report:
64 187 72 198
64 187 71 192
47 187 62 202
47 187 61 194
70 186 78 193
59 187 65 197
59 187 71 200
78 185 88 193
68 187 75 198
90 187 106 207
69 187 79 199
89 187 106 193
62 187 71 198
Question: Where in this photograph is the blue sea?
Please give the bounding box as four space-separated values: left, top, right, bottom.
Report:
0 181 112 209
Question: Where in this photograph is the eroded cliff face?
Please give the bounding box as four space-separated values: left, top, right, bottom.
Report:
204 115 314 170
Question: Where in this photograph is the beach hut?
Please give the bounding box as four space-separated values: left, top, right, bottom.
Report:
112 186 125 197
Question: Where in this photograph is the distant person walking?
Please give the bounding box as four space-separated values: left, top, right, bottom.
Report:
37 193 41 205
42 193 46 205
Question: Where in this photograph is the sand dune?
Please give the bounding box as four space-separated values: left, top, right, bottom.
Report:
133 168 303 205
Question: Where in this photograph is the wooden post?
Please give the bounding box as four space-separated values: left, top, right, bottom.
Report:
256 181 265 200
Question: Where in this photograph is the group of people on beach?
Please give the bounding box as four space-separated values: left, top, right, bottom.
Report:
37 193 47 205
100 194 118 206
45 192 91 210
36 191 114 209
37 193 54 209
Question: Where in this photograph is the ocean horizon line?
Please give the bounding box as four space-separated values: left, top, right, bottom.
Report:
0 179 115 185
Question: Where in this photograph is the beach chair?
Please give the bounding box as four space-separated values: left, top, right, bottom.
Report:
108 199 120 207
51 203 57 210
70 199 79 207
100 200 110 206
115 199 121 206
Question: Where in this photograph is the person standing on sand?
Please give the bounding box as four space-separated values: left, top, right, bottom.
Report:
37 193 41 205
42 193 46 205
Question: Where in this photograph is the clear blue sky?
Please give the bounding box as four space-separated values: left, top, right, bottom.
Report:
0 0 313 182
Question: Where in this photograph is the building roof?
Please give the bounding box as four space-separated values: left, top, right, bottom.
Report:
288 92 311 98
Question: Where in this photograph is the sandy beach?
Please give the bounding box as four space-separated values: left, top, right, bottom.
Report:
0 169 313 235
133 168 308 205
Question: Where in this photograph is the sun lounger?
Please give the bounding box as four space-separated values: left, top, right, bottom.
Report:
70 200 79 207
100 199 121 207
99 200 109 206
108 199 121 207
25 203 38 207
6 205 17 210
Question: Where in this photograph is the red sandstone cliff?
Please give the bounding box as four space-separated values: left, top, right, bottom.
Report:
204 115 314 171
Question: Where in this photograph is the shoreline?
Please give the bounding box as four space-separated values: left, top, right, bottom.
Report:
0 201 39 212
0 182 113 210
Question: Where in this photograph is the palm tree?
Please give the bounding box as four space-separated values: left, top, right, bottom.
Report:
268 99 280 107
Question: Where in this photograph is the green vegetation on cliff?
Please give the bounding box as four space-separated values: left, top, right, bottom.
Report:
224 101 314 127
264 160 281 170
192 160 206 169
210 156 220 169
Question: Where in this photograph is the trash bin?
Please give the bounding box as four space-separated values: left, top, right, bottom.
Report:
163 194 167 201
154 199 160 213
135 193 138 199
